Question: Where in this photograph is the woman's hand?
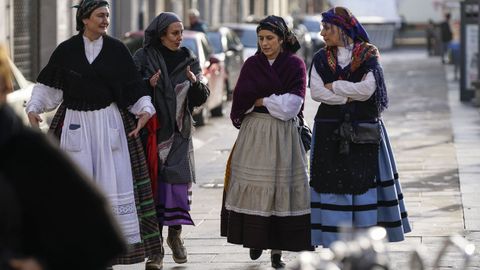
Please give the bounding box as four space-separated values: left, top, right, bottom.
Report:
128 112 150 138
186 66 197 83
9 258 43 270
27 112 42 128
254 98 263 107
149 69 161 88
324 83 333 91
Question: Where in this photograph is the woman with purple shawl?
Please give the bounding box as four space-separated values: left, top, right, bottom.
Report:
309 6 411 248
221 15 312 268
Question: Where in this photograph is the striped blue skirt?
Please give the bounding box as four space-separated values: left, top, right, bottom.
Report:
310 120 411 248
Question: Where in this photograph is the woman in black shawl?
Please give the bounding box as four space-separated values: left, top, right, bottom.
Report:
133 12 210 267
25 1 163 269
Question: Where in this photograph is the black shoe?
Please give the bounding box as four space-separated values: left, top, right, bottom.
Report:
271 253 286 269
249 248 263 260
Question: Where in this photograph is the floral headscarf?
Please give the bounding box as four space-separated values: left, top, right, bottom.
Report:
321 7 370 43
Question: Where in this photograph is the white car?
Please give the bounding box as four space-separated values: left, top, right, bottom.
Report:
6 60 53 132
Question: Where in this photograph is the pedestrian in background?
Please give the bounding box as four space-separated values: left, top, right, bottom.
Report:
25 0 163 269
440 13 453 64
133 12 210 267
426 19 436 56
0 44 125 270
188 8 208 33
308 6 411 248
222 15 312 269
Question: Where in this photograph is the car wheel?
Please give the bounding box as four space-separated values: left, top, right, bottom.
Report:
211 81 228 117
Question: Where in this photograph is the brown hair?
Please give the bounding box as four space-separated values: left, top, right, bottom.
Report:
333 6 353 21
0 45 13 101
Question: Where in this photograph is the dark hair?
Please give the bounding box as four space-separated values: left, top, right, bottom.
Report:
333 6 353 21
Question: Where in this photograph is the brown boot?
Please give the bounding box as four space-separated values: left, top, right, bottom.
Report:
167 227 187 264
145 237 164 270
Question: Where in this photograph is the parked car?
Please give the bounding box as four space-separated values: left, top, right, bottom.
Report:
284 16 314 67
206 26 244 99
294 15 325 54
122 30 228 126
123 30 144 54
6 59 54 132
225 21 313 67
182 30 228 125
293 23 314 67
222 23 258 61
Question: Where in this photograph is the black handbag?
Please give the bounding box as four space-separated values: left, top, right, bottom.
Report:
297 116 312 152
351 122 382 144
334 114 381 155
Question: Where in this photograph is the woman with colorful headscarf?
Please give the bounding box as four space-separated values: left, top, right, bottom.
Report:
25 1 163 269
309 6 411 248
221 15 312 268
132 12 210 267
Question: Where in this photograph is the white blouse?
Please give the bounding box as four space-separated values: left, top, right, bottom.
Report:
26 35 155 117
310 47 376 105
246 58 304 121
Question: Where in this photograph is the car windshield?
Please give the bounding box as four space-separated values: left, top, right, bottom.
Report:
302 19 321 33
232 29 257 48
182 38 198 56
206 32 222 54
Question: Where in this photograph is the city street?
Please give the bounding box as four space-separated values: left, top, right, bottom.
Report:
115 48 480 270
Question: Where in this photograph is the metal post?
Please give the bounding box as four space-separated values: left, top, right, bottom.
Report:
475 0 480 105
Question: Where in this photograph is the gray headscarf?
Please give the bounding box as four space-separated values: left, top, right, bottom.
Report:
144 12 182 47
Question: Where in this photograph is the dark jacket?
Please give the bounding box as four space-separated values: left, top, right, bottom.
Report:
440 21 452 43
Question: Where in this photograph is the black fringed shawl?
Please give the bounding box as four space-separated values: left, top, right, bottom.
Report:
309 42 388 195
36 34 148 111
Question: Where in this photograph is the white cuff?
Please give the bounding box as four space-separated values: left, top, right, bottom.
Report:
128 96 156 117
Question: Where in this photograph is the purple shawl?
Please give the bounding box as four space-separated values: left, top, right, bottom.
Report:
230 51 306 128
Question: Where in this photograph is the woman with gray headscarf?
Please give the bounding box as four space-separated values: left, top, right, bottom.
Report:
25 0 163 269
133 12 210 267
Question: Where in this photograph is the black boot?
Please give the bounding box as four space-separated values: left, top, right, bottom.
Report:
145 236 164 270
271 251 285 269
249 248 263 260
